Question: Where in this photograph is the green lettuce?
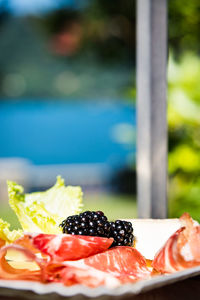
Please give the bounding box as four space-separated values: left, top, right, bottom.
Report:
0 218 23 243
7 176 83 234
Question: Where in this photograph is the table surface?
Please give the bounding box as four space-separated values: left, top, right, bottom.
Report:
133 275 200 300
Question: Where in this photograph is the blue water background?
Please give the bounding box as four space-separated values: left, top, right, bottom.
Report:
0 100 136 168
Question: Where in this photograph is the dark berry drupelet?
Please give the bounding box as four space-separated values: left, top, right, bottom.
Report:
60 211 111 237
109 220 134 247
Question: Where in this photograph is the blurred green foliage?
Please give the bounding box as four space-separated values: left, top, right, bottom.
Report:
168 53 200 221
169 0 200 56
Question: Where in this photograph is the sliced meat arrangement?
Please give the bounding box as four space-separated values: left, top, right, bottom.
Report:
28 233 114 261
84 246 150 280
0 244 42 281
44 246 151 287
152 213 200 273
0 233 150 288
0 213 199 287
44 261 122 288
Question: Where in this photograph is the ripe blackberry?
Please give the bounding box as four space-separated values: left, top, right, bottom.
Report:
109 220 134 247
60 211 111 237
60 211 134 248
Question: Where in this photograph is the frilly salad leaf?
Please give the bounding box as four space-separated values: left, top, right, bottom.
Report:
7 176 83 234
0 218 23 243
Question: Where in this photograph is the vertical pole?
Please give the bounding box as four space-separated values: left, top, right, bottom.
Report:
136 0 168 218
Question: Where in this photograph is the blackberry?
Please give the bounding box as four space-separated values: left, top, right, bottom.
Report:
109 220 134 247
60 211 134 247
60 211 111 237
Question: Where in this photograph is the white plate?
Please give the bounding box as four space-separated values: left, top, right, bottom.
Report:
0 219 199 299
1 267 200 299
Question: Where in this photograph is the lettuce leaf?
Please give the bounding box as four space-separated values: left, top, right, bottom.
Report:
7 176 83 234
0 218 23 243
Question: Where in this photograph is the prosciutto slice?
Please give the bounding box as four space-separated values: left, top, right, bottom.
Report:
0 239 5 248
26 233 113 261
0 244 43 281
84 246 151 280
152 213 200 273
43 246 150 287
43 261 121 288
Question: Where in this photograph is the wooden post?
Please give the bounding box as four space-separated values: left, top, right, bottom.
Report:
136 0 168 218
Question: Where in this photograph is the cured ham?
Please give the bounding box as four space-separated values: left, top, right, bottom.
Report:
83 246 151 280
152 213 200 273
0 235 150 288
43 261 121 288
26 233 113 261
43 246 150 287
0 244 42 281
0 239 5 248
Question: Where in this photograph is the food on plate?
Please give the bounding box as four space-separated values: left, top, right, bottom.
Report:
152 213 200 273
44 260 122 288
0 218 23 244
0 240 5 248
44 246 151 287
83 246 150 280
60 211 134 247
7 176 83 234
0 244 42 281
0 237 150 287
0 239 150 287
0 177 200 288
0 177 150 288
25 233 113 261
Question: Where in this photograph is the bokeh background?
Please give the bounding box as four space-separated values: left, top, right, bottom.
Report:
0 0 200 228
